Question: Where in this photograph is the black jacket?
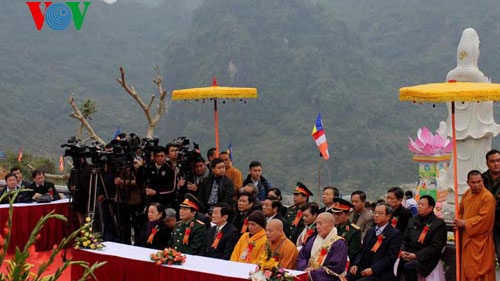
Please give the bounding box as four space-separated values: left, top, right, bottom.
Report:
137 220 171 250
0 187 32 204
197 175 234 212
351 224 401 281
401 212 447 277
204 223 239 260
242 175 271 201
391 205 413 234
29 181 61 201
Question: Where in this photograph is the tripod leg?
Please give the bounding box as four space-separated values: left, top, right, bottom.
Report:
87 170 100 232
97 173 121 241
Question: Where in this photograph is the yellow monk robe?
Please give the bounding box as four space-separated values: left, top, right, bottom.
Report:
230 228 267 264
458 186 496 281
269 233 299 269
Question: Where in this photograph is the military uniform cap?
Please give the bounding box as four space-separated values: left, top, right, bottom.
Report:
332 197 354 213
180 193 203 212
293 181 313 197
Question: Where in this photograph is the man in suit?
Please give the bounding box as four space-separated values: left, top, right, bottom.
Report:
0 173 31 203
350 190 373 240
242 161 272 201
347 203 401 281
204 202 239 260
319 186 339 213
10 167 31 190
482 149 500 262
399 195 447 281
262 197 285 222
197 158 234 214
30 170 61 201
386 187 413 234
232 192 260 234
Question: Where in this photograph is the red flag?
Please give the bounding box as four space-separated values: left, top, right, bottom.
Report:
17 147 23 162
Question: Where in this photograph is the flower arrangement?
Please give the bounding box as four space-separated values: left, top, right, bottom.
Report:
150 248 187 265
249 243 298 281
73 217 105 250
0 189 106 281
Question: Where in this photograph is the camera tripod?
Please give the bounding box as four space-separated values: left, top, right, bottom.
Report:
87 167 120 237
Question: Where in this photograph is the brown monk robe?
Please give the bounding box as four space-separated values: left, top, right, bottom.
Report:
456 171 496 281
266 219 299 269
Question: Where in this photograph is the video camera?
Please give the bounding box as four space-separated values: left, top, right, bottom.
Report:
170 136 202 183
61 137 95 169
62 133 153 172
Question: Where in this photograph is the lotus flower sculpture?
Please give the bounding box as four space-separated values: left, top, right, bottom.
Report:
408 127 452 156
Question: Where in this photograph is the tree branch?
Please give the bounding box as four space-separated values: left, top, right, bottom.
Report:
116 66 168 138
116 67 154 125
68 97 106 145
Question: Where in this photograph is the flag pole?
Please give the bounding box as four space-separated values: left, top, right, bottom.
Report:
451 102 460 281
318 152 322 204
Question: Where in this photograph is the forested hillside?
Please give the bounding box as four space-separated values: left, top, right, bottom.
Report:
2 0 500 198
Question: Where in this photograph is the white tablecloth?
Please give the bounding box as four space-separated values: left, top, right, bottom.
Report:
80 242 305 279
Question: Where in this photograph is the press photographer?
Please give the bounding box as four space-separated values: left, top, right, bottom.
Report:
67 157 92 226
139 146 177 209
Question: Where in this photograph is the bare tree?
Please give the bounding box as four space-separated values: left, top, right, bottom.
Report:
68 96 106 145
116 66 168 139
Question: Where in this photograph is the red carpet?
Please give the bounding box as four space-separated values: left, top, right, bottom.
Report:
2 250 72 281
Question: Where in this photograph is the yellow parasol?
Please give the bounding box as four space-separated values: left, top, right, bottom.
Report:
400 81 500 281
172 77 258 156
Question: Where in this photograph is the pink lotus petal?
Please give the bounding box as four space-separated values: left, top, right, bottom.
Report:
420 127 434 144
408 137 423 152
421 144 437 155
414 136 426 147
409 144 422 154
409 127 452 155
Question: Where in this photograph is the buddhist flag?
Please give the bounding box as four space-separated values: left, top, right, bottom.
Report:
17 147 23 162
59 155 64 172
312 114 329 160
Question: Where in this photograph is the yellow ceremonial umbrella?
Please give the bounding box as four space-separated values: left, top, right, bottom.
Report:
400 81 500 281
172 77 258 156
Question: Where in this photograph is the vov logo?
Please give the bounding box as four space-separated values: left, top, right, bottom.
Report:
26 2 91 31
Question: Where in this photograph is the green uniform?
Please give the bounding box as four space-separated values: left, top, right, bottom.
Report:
285 205 303 241
169 218 206 255
336 220 361 261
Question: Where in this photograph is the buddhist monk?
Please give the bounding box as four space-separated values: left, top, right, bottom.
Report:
265 219 298 269
454 170 496 281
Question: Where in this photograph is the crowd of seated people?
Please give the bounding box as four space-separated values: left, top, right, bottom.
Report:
10 145 497 281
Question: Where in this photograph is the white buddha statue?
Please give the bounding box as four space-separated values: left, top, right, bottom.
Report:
445 28 500 194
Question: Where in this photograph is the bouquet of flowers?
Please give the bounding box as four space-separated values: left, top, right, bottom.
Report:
249 243 298 281
150 248 187 265
73 217 105 250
